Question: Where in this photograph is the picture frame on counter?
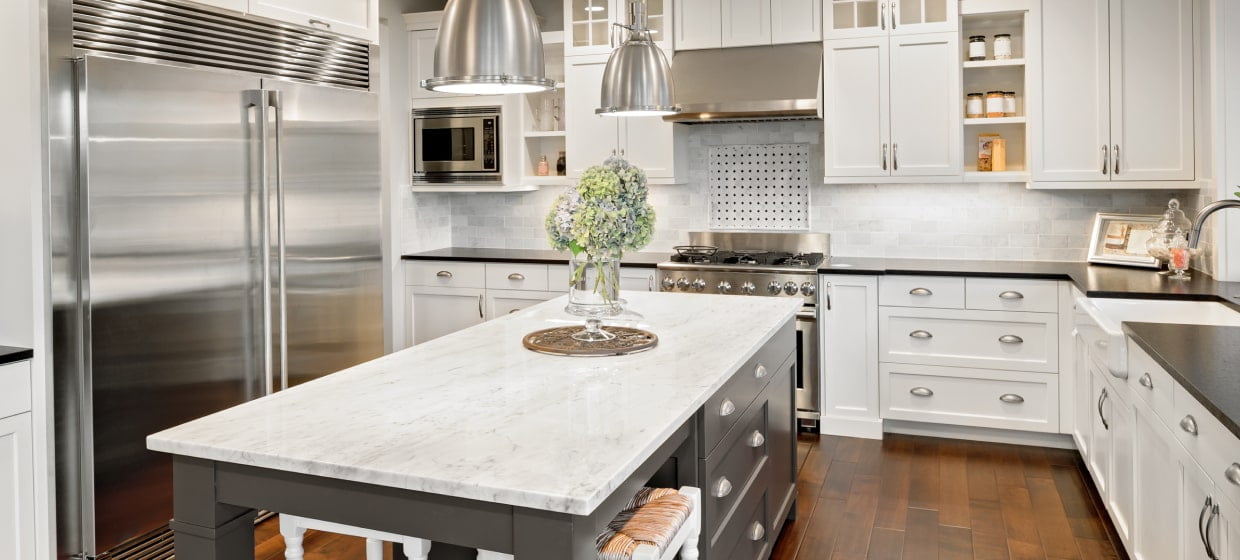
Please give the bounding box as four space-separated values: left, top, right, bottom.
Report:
1087 213 1161 269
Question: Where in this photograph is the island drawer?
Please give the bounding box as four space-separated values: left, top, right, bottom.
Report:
703 397 770 544
484 263 548 291
407 261 486 289
1125 339 1177 429
0 362 31 419
879 276 965 309
879 307 1058 373
965 278 1059 313
703 321 794 455
708 462 770 560
880 364 1059 433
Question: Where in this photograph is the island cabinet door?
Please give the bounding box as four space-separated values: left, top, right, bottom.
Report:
1132 400 1180 560
408 286 485 345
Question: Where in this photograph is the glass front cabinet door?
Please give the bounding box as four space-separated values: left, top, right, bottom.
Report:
824 0 956 39
567 0 671 55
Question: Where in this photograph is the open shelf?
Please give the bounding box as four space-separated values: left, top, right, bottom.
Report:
963 58 1026 69
965 116 1026 125
410 184 540 193
522 176 573 186
963 170 1030 182
524 130 566 138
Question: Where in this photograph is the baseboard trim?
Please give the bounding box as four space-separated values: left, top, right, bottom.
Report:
820 416 884 440
883 419 1078 449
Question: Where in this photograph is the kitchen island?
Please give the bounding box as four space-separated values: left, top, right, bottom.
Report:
147 292 801 560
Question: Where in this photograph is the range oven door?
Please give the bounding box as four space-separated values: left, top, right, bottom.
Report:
794 308 820 419
412 111 499 177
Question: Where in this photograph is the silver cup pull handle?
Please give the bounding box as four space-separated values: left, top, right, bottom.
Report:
1181 415 1199 436
999 290 1025 300
749 522 766 542
1139 373 1154 389
908 287 933 296
910 387 933 397
909 330 933 339
1226 464 1240 486
999 335 1024 344
507 273 525 281
719 399 736 417
308 18 332 29
1000 393 1025 404
713 477 732 498
754 364 768 379
748 430 765 448
436 270 453 278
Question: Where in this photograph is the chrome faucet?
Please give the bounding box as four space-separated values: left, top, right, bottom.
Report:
1188 198 1240 248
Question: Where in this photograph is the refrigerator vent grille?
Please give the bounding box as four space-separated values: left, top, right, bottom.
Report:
72 0 371 90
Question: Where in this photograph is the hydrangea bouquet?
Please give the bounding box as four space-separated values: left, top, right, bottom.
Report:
545 157 655 339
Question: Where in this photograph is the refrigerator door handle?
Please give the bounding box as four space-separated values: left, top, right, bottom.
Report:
270 89 289 392
246 89 275 396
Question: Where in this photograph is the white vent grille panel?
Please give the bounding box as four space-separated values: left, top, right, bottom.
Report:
709 144 810 230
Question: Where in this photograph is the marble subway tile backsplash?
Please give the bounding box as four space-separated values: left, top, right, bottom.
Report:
401 121 1207 269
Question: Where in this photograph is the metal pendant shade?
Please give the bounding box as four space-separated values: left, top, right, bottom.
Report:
422 0 556 94
596 2 680 116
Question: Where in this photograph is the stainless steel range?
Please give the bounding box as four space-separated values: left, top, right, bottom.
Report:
656 232 828 425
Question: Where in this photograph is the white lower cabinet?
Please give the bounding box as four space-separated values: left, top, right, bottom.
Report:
1132 401 1180 560
0 365 35 560
485 290 558 318
407 286 486 345
819 275 881 438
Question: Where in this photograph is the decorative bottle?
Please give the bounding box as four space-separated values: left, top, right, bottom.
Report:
556 151 566 176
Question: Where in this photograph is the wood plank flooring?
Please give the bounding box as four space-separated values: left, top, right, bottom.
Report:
251 433 1125 560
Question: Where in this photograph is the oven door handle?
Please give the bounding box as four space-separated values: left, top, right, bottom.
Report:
796 310 817 321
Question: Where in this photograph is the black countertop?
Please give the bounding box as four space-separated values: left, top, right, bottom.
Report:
820 256 1240 305
1124 322 1240 440
402 247 668 268
0 346 33 366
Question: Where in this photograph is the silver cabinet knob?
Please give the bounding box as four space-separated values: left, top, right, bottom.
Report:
676 277 690 290
713 477 732 498
661 277 675 290
909 287 933 296
783 281 799 295
767 280 782 294
691 278 706 291
800 282 816 296
748 430 765 448
719 399 736 417
507 273 525 281
909 330 933 339
998 335 1024 344
999 393 1025 404
754 364 768 379
748 522 765 541
1226 464 1240 486
998 291 1025 300
1181 415 1199 436
717 280 732 293
740 281 756 295
910 387 933 397
1139 373 1154 389
436 270 453 278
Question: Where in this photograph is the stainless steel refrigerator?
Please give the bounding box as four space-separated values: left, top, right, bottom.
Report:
50 2 384 557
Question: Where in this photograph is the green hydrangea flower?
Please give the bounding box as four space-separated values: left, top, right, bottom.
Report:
545 156 655 259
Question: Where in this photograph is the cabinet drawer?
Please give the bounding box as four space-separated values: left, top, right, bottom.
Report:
881 364 1059 432
703 321 794 455
407 261 486 289
1170 385 1240 508
0 362 31 419
485 263 548 291
879 276 965 309
965 278 1059 313
709 463 770 560
703 398 770 545
1126 340 1177 429
880 308 1059 373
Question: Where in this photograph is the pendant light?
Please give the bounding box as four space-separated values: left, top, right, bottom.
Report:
422 0 556 95
596 0 680 116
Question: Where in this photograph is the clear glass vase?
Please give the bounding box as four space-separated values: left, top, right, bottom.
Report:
565 253 622 341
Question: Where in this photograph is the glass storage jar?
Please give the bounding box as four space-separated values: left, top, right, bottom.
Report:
986 91 1005 117
1003 92 1017 117
966 93 985 118
993 34 1012 59
968 36 987 61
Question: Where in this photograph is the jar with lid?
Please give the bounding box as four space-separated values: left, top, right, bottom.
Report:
966 93 984 118
1003 92 1017 117
968 36 987 61
993 34 1012 59
985 91 1005 118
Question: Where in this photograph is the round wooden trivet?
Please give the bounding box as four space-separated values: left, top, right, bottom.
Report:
522 326 658 357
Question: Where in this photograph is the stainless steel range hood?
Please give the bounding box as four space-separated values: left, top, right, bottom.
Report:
663 43 822 123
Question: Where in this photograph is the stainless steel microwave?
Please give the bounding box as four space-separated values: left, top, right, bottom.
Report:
411 106 501 184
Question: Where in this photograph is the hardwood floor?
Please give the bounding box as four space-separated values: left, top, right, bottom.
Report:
252 433 1125 560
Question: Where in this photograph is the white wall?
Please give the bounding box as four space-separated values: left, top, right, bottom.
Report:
1218 0 1240 282
0 0 53 558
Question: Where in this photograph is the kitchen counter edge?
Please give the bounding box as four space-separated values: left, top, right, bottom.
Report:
403 247 666 268
1124 322 1240 442
0 346 33 366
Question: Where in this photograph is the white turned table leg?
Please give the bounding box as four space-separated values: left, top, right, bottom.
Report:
278 516 307 560
402 537 432 560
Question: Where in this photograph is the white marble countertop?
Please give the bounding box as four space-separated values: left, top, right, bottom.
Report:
147 292 801 515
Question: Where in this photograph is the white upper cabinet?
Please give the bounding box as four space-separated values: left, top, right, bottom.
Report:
771 0 823 44
721 0 773 47
194 0 248 13
1034 0 1194 184
249 0 378 43
568 0 672 56
888 32 959 176
408 27 455 100
823 0 956 39
621 112 680 181
823 37 889 177
675 0 723 49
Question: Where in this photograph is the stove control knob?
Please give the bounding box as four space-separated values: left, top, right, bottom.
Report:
661 277 676 291
767 281 782 295
801 282 816 296
692 278 707 291
676 277 690 290
740 281 756 295
783 281 799 295
717 281 732 294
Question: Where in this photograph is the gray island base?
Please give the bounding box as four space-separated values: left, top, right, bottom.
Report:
149 292 801 559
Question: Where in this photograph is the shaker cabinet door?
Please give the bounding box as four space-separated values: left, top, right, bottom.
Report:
1132 404 1181 560
721 0 773 47
0 413 34 560
1034 0 1110 182
888 32 959 176
621 116 680 182
674 0 723 49
409 287 486 345
771 0 821 43
565 58 621 178
249 0 378 43
823 37 889 178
